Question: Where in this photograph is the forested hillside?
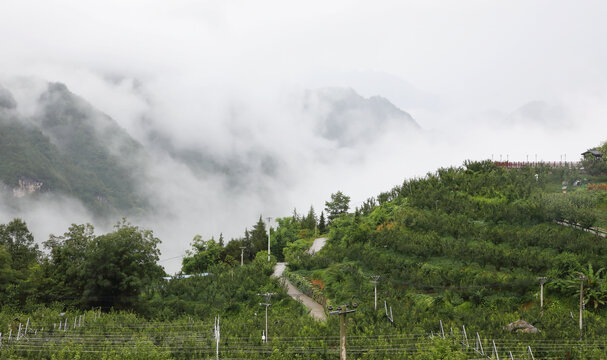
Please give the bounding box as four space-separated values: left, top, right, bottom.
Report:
1 141 607 358
0 83 146 215
294 161 607 332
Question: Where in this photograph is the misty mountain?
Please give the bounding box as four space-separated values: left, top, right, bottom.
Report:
307 71 441 111
0 82 420 220
0 82 147 215
303 87 420 146
144 128 282 192
0 85 17 109
142 87 418 191
506 101 571 127
35 83 144 163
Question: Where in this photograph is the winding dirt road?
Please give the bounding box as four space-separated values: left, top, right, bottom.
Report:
308 237 328 254
272 238 328 321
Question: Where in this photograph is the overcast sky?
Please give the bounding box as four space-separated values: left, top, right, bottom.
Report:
1 1 606 272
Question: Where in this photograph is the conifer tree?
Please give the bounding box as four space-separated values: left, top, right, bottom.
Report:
302 206 317 230
250 216 268 254
325 191 350 223
318 211 326 234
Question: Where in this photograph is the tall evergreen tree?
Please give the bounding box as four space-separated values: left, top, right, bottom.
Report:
318 211 326 234
301 206 317 230
243 228 254 260
250 216 268 254
292 208 299 222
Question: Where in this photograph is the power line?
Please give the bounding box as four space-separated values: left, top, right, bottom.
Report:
158 254 185 263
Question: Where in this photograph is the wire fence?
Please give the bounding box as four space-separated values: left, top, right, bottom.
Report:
2 312 604 359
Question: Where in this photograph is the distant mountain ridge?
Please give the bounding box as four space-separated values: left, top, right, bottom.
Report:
506 100 571 127
141 87 420 190
304 87 419 146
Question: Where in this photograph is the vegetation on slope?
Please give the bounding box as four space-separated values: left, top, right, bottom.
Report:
1 140 607 358
0 83 147 215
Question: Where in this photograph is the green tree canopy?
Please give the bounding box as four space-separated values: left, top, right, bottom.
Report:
42 223 95 303
43 220 164 310
273 216 301 261
250 216 268 254
0 246 15 280
0 218 39 272
85 221 164 309
300 206 317 231
325 191 351 223
318 211 326 234
182 235 224 274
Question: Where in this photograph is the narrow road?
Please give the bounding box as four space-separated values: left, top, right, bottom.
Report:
273 262 326 321
308 237 328 254
555 220 606 238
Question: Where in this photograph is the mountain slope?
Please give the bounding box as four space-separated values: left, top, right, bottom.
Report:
283 161 607 341
304 87 420 146
0 83 422 218
0 83 147 215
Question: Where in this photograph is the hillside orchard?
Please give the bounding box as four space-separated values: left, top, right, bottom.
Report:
1 141 607 358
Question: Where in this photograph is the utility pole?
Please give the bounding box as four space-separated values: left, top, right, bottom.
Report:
266 217 273 262
239 246 246 266
578 274 586 339
329 303 358 360
258 292 275 343
214 315 220 360
370 276 380 310
537 277 547 308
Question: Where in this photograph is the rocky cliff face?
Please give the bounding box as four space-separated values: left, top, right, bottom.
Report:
12 178 43 198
